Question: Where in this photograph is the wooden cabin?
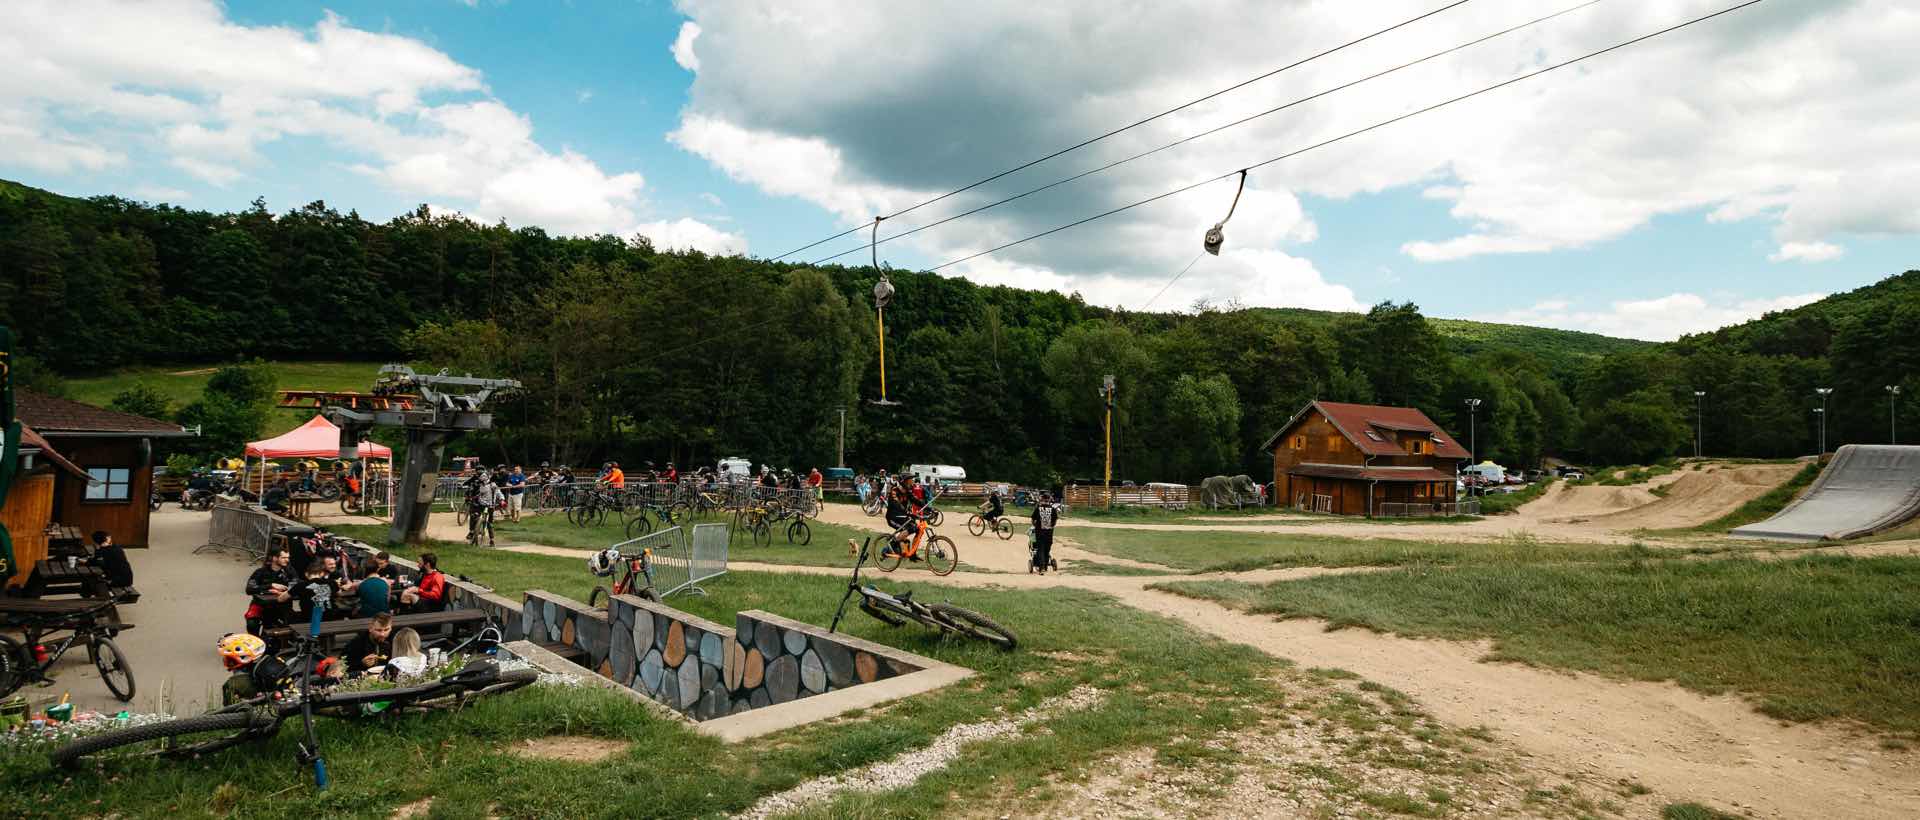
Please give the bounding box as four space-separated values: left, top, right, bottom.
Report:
15 390 191 549
1262 400 1469 517
1 425 93 587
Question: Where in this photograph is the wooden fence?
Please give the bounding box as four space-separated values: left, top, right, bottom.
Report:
1063 484 1191 510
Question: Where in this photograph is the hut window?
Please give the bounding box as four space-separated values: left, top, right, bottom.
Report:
1328 436 1345 452
84 467 132 502
1290 435 1306 451
1408 439 1428 455
1414 482 1429 498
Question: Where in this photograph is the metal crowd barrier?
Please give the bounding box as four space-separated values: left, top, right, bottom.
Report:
196 500 304 558
605 522 726 599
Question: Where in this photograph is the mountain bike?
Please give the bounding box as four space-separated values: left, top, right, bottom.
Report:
0 595 136 702
52 588 535 786
586 547 661 608
966 512 1014 540
830 538 1014 650
878 514 956 575
769 504 811 545
732 503 775 548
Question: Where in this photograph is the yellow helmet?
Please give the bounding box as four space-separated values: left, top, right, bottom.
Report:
217 632 267 670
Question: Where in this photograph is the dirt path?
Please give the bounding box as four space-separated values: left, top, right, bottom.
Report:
724 559 1918 819
812 502 1174 573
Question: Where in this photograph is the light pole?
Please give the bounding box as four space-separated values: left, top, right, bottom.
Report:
837 406 847 468
1463 398 1481 463
1814 387 1833 457
1102 375 1116 511
1889 385 1902 444
1693 390 1706 458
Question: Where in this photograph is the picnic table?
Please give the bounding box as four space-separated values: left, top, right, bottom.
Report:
23 558 111 600
285 493 324 521
0 596 129 631
262 609 489 652
45 525 87 559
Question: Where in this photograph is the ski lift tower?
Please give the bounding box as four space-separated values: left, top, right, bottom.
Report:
324 365 521 544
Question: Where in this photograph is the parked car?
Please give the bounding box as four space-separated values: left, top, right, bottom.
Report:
1561 470 1585 481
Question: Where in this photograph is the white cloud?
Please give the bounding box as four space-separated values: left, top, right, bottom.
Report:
699 192 725 208
635 218 747 255
1768 240 1844 263
671 22 701 72
1478 291 1827 342
1 0 729 247
131 184 192 202
671 0 1920 304
576 89 594 104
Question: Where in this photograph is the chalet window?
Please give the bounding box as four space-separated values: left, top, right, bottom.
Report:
1407 439 1428 455
1328 436 1345 452
84 467 132 502
1414 483 1429 498
1364 430 1383 441
1290 435 1306 451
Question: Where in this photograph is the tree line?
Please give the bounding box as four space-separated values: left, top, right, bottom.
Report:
2 179 1911 483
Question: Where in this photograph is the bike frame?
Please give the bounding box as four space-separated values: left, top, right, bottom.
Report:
4 600 123 688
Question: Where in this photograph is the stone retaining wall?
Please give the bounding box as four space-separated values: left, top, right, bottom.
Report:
338 539 523 641
607 594 734 719
522 590 612 677
728 610 921 709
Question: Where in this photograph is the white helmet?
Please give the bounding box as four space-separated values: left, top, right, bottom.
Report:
587 548 620 577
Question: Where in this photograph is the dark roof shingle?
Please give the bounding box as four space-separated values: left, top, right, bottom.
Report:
17 389 188 436
1263 400 1471 459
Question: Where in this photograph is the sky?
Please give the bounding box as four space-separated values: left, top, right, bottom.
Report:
3 0 1914 342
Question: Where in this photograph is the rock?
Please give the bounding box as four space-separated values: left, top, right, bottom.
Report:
753 618 781 659
519 605 534 639
743 648 765 689
701 687 728 720
609 623 634 684
560 615 576 648
701 662 720 692
765 655 799 704
639 648 665 693
724 639 744 690
633 608 655 653
782 626 807 656
736 618 754 648
800 649 826 693
660 665 680 708
750 688 771 710
664 621 686 667
731 698 751 716
699 632 724 668
813 637 855 687
653 610 671 651
855 651 879 683
597 658 613 680
676 659 701 709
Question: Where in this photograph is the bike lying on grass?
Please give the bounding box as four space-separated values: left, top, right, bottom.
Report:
830 537 1015 651
52 585 536 787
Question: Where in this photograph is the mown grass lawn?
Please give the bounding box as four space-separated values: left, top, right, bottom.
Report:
1153 554 1920 735
1 567 1295 819
488 511 871 569
1062 527 1640 573
68 360 388 435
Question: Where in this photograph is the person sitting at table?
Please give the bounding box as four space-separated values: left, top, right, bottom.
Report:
360 550 401 582
356 566 392 618
87 530 134 589
262 478 291 514
342 612 394 676
399 552 447 613
319 554 358 620
294 559 336 621
244 546 295 638
386 627 428 678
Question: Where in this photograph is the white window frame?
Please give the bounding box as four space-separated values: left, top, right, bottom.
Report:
84 466 133 503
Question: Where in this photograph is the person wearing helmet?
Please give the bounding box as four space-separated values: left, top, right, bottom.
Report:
605 461 626 490
662 462 678 484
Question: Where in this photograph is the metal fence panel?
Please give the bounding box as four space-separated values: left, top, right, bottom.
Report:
197 501 304 557
688 523 728 593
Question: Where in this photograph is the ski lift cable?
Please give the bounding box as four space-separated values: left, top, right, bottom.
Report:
927 0 1763 274
765 0 1478 262
809 0 1607 267
1140 252 1207 312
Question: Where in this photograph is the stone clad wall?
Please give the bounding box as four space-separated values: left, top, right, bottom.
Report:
521 590 613 678
727 610 922 710
607 595 733 720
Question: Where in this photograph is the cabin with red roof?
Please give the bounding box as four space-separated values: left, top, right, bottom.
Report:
1261 400 1470 516
14 389 192 554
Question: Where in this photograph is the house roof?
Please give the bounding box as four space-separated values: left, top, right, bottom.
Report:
1287 463 1458 482
1261 400 1471 459
19 424 94 480
16 389 190 436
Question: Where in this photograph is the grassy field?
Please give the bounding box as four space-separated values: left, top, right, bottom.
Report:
1152 554 1920 735
1473 480 1552 515
67 360 388 435
488 511 872 569
0 564 1398 819
1062 526 1644 573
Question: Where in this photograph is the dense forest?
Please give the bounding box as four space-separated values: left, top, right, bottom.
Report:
2 178 1912 484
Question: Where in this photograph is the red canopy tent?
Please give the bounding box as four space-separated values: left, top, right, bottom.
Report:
245 415 392 459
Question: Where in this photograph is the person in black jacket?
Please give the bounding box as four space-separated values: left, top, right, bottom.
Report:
244 546 295 638
88 530 134 588
1030 493 1060 574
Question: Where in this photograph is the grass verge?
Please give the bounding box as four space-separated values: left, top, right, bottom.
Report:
1476 480 1552 515
491 512 870 568
1151 554 1920 734
68 360 388 436
1063 527 1637 574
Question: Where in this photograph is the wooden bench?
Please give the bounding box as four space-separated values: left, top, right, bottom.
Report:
0 596 131 634
536 641 588 664
263 609 489 652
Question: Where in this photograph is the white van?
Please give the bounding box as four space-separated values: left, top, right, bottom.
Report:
905 464 966 486
717 457 753 480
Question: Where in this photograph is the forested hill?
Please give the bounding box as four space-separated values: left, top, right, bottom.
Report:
1 177 1906 480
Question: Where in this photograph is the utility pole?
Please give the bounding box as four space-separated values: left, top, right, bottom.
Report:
1888 385 1902 444
1814 387 1833 458
1102 374 1116 511
1693 390 1706 458
1463 398 1481 463
837 406 847 468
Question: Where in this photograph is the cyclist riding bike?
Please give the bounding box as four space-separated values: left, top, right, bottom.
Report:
881 486 919 560
978 488 1005 524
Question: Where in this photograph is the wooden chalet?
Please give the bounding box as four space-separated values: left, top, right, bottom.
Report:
1262 400 1470 517
14 390 191 551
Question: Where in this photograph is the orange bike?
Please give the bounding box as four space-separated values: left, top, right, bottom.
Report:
876 513 957 576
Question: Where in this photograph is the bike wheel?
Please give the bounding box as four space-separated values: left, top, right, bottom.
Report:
864 502 882 517
994 518 1014 540
928 509 945 527
319 483 341 501
457 506 471 527
626 513 653 539
52 710 267 768
966 515 986 537
751 522 771 548
929 603 1017 651
588 586 608 609
787 519 811 546
89 637 136 701
877 544 904 573
0 635 25 698
924 535 958 576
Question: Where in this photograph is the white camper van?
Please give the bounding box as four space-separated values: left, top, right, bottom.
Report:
905 464 967 487
717 457 753 480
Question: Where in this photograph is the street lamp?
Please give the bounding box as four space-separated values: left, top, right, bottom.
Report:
1889 385 1903 445
1814 387 1833 457
1693 391 1706 458
1463 398 1481 463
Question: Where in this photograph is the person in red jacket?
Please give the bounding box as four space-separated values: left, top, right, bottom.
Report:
401 552 448 613
807 467 824 502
